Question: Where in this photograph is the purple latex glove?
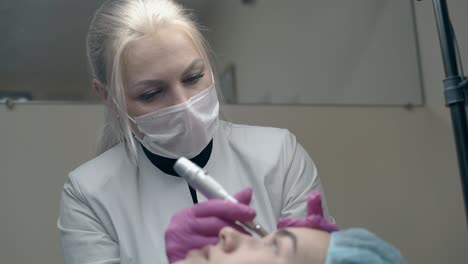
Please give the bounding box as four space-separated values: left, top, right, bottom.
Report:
277 192 339 232
165 187 256 263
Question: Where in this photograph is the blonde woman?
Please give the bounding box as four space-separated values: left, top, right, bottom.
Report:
57 1 334 263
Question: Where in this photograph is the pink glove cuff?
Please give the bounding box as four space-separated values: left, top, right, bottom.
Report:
277 215 340 232
276 192 340 233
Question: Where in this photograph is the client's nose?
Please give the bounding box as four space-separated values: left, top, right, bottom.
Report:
218 227 244 253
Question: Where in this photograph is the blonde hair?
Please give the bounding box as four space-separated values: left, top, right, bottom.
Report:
86 0 215 165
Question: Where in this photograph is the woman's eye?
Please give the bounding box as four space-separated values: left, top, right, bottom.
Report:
139 90 162 102
183 72 204 84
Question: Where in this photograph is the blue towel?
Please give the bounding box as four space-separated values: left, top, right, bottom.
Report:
326 228 406 264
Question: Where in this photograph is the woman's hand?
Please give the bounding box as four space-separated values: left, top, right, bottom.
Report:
277 192 339 232
165 188 256 263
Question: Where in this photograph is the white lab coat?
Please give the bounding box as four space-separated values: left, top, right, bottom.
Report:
58 120 332 264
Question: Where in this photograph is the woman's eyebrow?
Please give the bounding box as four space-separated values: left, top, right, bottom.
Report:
274 229 298 253
130 59 204 90
131 79 165 90
181 58 204 76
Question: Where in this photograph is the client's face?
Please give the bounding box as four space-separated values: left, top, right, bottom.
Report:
175 227 330 264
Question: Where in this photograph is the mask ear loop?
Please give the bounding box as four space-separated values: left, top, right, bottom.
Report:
112 97 136 123
210 69 215 87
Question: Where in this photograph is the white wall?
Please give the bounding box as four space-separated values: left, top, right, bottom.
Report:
1 0 468 263
0 105 102 263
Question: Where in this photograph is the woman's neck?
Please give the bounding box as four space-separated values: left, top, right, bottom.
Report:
141 140 213 177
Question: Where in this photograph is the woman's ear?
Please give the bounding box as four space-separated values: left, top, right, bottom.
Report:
93 79 108 102
92 79 116 112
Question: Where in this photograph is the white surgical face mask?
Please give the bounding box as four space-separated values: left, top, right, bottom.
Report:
130 85 219 159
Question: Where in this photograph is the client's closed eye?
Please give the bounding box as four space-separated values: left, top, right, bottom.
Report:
270 229 298 256
269 237 279 254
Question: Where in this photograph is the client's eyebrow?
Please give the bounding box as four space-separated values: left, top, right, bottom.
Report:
275 229 298 253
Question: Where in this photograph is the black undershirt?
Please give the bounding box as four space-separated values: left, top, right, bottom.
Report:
141 140 213 204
